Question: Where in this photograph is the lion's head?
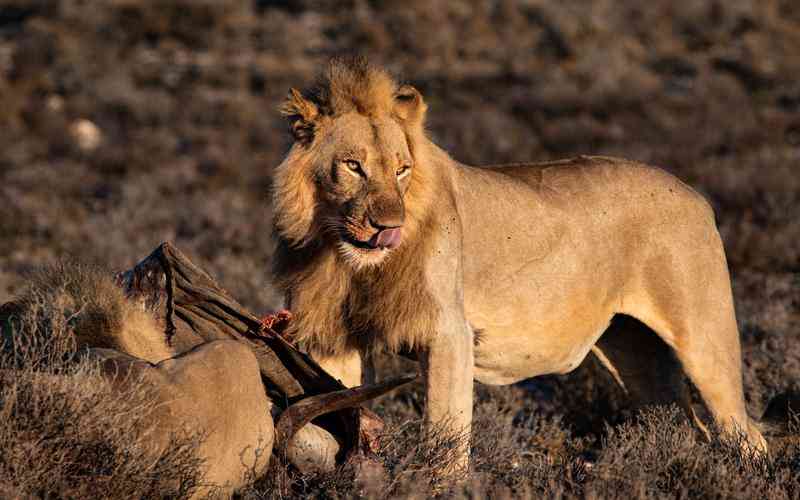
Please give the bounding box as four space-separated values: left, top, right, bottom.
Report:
271 57 433 269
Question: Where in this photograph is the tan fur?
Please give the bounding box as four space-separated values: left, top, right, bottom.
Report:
89 341 274 498
271 58 767 470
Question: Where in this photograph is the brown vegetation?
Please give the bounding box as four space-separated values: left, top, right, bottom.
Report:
1 0 798 498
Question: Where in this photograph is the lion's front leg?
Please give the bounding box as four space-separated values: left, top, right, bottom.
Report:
420 316 474 474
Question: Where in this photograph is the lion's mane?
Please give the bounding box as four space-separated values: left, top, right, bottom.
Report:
270 57 447 356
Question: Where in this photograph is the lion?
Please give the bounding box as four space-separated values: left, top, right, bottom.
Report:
0 261 173 364
270 56 767 470
1 262 358 495
2 263 274 496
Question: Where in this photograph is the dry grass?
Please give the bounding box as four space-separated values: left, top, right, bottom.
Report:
241 390 800 499
1 0 798 497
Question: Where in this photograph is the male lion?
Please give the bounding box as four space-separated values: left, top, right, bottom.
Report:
270 57 767 469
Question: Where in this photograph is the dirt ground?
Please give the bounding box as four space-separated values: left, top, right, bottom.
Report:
1 1 799 498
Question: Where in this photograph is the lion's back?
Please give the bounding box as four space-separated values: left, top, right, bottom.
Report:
478 156 716 234
489 155 706 207
457 155 723 295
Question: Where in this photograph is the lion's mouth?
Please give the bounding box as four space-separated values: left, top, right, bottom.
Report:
341 232 382 251
340 227 402 251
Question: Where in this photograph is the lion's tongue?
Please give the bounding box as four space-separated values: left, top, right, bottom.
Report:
369 228 402 249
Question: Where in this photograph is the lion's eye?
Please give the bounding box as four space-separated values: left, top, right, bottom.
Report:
396 165 411 178
342 160 364 177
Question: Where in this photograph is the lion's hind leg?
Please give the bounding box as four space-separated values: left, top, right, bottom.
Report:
629 236 768 453
663 314 767 453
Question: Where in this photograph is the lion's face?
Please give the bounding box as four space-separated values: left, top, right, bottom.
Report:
312 113 414 267
273 60 429 269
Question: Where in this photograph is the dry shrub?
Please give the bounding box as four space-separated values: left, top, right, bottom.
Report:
240 417 472 499
0 273 205 499
586 406 800 500
241 384 578 499
243 390 800 500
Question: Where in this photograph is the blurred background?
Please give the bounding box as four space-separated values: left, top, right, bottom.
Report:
0 0 798 418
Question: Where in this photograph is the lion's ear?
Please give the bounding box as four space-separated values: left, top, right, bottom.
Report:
280 88 319 143
393 85 427 126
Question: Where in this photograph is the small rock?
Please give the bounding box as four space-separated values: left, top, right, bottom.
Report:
69 119 102 152
46 94 64 112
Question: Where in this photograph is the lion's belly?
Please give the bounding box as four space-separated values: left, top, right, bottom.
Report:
466 261 620 385
471 313 612 385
